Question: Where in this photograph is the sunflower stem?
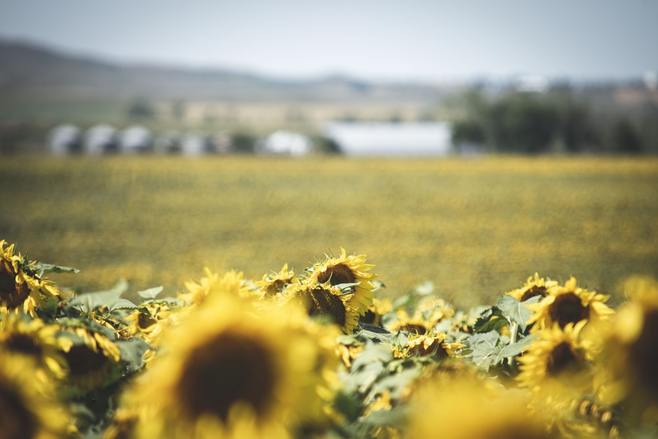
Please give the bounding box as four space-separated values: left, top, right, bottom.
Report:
507 321 518 367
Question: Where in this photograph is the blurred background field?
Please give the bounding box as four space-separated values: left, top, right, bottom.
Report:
1 156 657 307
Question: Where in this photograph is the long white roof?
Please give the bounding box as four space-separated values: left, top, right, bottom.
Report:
325 122 452 156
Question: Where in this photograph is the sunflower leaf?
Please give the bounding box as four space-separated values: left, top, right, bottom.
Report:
466 330 502 371
33 262 80 277
494 334 537 363
137 286 164 300
67 279 134 312
497 295 535 331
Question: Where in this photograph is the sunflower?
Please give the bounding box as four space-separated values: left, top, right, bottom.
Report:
595 282 658 423
393 331 462 359
387 297 454 335
307 248 376 323
0 240 64 316
57 321 122 394
285 279 360 332
256 264 296 298
0 353 69 439
407 376 558 439
528 277 614 330
359 297 393 327
0 314 68 380
518 321 594 408
179 269 250 307
128 294 339 439
122 300 175 343
508 273 558 302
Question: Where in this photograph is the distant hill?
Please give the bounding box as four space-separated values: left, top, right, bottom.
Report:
0 39 446 102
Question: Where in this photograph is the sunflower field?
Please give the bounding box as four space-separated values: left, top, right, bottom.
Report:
2 239 658 438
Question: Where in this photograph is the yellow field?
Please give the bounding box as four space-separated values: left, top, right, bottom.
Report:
1 156 657 306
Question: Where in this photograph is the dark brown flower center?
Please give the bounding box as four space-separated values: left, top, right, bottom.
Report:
3 334 43 358
486 422 556 439
264 279 288 297
549 293 589 328
307 287 346 326
177 330 278 422
399 324 427 335
0 268 30 309
65 345 108 377
0 382 37 439
521 286 547 302
318 263 356 286
629 309 658 399
546 341 583 376
137 312 157 329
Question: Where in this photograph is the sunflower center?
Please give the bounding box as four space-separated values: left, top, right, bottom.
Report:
399 324 427 335
485 422 554 439
137 312 157 329
0 268 29 309
65 345 108 377
521 286 547 302
549 293 589 328
318 264 356 286
177 330 278 422
264 279 288 296
0 382 37 439
4 334 43 358
546 341 583 376
307 287 347 326
629 309 658 398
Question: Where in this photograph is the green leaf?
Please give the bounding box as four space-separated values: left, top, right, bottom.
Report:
117 339 150 373
467 330 502 371
497 295 536 331
37 263 80 274
473 306 508 333
361 405 409 427
137 286 163 300
494 334 537 363
333 391 362 423
413 281 434 296
67 279 135 312
352 343 392 371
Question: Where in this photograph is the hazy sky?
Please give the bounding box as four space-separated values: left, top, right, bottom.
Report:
1 0 657 81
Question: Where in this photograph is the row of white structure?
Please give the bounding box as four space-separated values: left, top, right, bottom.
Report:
49 122 456 156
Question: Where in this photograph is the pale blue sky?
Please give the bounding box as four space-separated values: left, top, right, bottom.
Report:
1 0 657 81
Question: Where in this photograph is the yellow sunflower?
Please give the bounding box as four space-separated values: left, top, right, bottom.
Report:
518 321 594 408
0 314 68 380
359 297 393 327
508 273 558 302
256 264 296 298
307 248 376 322
0 240 65 316
407 376 558 439
595 282 658 422
128 294 339 439
0 353 69 439
285 279 360 332
387 297 454 335
179 269 250 307
528 277 614 330
392 331 462 359
57 322 122 394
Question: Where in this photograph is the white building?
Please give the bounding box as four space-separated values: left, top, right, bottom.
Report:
325 122 452 156
48 124 81 155
180 133 210 156
118 125 153 154
84 124 117 155
258 130 312 156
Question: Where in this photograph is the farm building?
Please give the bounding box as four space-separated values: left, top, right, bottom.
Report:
258 130 312 156
324 122 452 156
48 124 81 155
84 124 117 155
118 125 153 154
180 134 216 156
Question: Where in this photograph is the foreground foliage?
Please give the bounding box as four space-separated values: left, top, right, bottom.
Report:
1 239 658 438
